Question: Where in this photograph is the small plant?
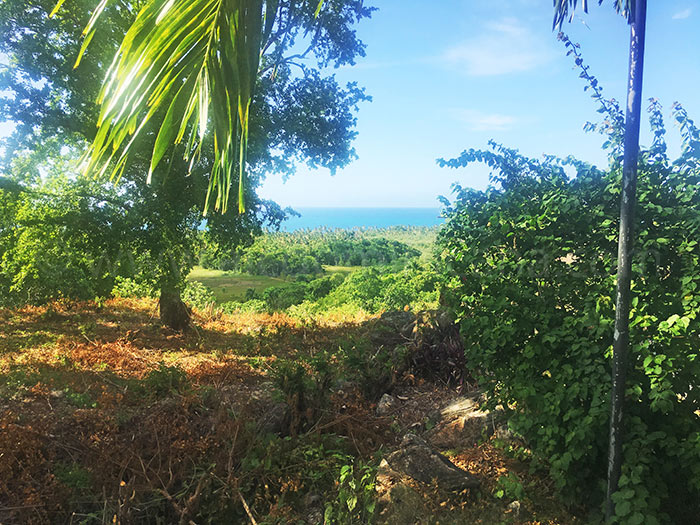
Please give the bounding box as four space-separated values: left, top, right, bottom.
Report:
342 341 409 400
217 299 266 314
143 363 188 397
494 473 525 501
271 356 333 436
111 276 156 298
78 320 97 339
325 461 378 524
65 390 97 408
54 462 92 491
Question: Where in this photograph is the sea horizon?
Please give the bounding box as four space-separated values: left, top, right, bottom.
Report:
278 206 444 231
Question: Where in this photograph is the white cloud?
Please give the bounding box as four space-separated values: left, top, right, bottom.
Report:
452 109 517 131
442 18 553 76
672 8 692 19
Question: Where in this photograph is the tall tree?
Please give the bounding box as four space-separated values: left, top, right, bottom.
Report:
0 0 372 328
553 0 647 520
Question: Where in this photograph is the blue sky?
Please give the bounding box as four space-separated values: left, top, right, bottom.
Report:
259 0 700 208
2 1 698 209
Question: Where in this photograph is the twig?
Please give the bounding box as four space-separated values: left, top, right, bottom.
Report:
226 425 239 487
309 412 356 434
238 490 258 525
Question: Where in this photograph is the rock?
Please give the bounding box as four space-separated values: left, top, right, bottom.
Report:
378 310 415 334
381 433 480 491
304 492 323 525
408 422 422 432
257 401 290 435
305 507 323 525
507 500 521 517
248 381 275 401
425 392 497 449
331 378 357 395
376 393 398 416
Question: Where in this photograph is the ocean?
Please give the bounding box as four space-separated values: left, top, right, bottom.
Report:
279 207 444 231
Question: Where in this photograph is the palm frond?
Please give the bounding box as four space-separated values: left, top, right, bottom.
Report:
55 0 334 215
553 0 635 29
78 0 269 214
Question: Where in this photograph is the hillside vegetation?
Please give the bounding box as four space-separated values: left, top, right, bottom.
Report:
0 298 580 524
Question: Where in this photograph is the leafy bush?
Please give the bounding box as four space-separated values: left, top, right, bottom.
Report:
438 101 700 522
217 299 267 314
182 280 216 310
262 282 309 311
239 433 358 521
271 354 334 436
142 364 188 397
319 263 440 313
340 338 410 400
111 276 156 299
306 273 345 299
0 172 133 305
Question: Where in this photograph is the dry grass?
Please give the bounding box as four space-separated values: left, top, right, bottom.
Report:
0 299 580 524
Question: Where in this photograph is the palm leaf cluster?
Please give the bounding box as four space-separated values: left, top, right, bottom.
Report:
552 0 636 28
59 0 323 214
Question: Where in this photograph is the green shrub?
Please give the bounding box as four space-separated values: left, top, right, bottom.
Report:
319 264 440 313
111 276 156 299
54 462 92 492
270 354 334 436
143 364 188 397
262 282 309 310
217 299 267 314
306 273 345 299
238 433 358 521
0 174 132 305
341 340 410 400
182 280 216 310
438 102 700 522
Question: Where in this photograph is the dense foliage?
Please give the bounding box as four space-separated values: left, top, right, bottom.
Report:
313 263 440 313
438 101 700 523
214 261 440 316
0 159 133 305
199 229 421 276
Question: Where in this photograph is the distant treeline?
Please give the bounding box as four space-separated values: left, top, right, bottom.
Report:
199 228 425 276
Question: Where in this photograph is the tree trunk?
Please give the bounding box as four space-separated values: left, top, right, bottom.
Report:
159 282 190 331
606 0 647 520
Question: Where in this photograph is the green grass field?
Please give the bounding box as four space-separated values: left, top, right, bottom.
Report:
187 267 289 303
322 265 361 275
188 265 365 303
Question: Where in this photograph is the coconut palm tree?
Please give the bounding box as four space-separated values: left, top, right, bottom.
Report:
553 0 647 520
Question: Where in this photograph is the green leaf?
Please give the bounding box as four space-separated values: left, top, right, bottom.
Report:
48 0 67 18
73 29 96 69
628 512 645 525
314 0 325 18
616 500 631 517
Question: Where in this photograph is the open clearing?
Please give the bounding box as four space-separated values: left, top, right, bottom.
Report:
187 266 290 302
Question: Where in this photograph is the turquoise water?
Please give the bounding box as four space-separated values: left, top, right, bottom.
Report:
279 207 444 231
